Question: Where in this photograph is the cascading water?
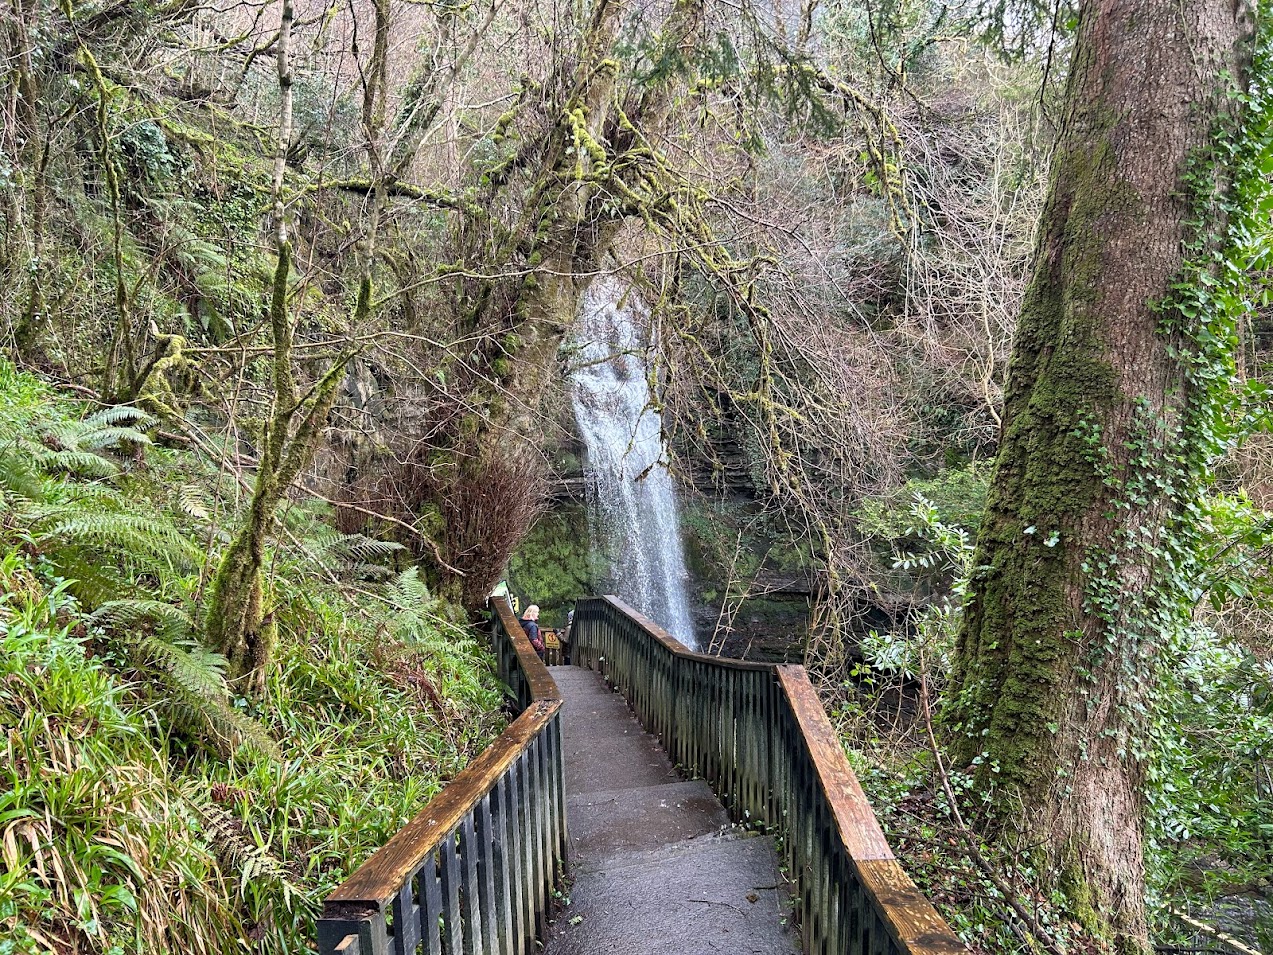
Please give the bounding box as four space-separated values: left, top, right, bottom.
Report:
571 277 697 646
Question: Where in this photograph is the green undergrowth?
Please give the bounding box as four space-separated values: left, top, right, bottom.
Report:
0 361 505 954
837 472 1273 952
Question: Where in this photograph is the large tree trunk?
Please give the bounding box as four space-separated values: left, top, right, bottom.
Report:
944 1 1255 950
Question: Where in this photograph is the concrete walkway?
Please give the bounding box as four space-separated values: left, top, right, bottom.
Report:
543 666 799 955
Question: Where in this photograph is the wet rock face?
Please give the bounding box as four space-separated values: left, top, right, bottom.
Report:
689 592 809 663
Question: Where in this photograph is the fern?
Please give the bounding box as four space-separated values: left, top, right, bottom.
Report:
81 405 154 429
34 509 203 570
197 804 300 902
384 567 442 642
40 405 154 458
91 600 280 758
299 529 407 580
0 448 46 505
92 598 198 642
176 484 211 520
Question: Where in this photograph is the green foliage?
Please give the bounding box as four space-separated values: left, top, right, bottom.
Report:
0 363 504 953
508 505 599 626
1146 629 1273 897
842 743 1091 955
858 492 975 679
0 557 234 955
856 463 990 542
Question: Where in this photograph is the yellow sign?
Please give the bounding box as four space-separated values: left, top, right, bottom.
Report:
544 629 561 649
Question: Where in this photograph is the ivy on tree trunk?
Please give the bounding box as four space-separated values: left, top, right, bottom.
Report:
944 1 1258 950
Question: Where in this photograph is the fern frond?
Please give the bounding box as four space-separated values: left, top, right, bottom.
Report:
134 632 227 701
176 484 211 521
38 448 120 478
76 425 153 452
36 511 203 569
91 599 197 642
344 562 394 582
0 449 47 504
197 804 296 893
385 567 441 641
90 600 279 758
82 405 155 430
302 526 344 556
337 536 407 563
391 566 433 606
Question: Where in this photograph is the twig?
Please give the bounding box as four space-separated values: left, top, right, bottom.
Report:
1168 907 1267 955
304 489 466 578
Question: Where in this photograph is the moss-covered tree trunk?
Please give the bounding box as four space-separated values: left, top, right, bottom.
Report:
944 1 1254 950
204 0 356 695
204 245 349 695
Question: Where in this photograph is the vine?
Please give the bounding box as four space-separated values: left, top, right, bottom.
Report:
1064 0 1273 841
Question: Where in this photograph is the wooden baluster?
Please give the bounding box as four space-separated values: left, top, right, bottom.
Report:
744 674 758 823
752 676 765 823
458 815 483 955
520 750 539 954
724 668 736 814
701 665 714 785
440 832 463 954
536 730 554 919
764 678 777 825
846 854 862 954
474 797 500 955
826 844 846 955
871 911 890 955
782 715 798 872
318 915 382 955
702 666 712 785
506 756 530 955
527 738 548 937
488 776 516 955
816 803 832 955
678 655 689 770
712 666 724 793
729 669 740 816
552 716 569 868
420 854 444 955
654 649 664 741
392 877 421 955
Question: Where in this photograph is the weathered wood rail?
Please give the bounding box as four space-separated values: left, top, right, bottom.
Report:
570 595 966 955
316 597 566 955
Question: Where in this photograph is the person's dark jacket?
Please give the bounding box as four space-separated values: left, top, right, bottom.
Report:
521 619 544 657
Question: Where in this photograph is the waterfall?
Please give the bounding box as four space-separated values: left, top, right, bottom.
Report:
570 277 697 647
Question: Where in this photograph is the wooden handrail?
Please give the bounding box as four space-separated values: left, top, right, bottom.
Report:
571 595 967 955
316 597 567 955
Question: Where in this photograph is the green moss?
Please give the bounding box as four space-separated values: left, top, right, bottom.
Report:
507 505 601 626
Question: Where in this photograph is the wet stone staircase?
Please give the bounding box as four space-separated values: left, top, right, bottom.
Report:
542 666 799 955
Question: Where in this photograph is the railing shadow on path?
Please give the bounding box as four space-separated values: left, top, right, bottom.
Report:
316 594 967 955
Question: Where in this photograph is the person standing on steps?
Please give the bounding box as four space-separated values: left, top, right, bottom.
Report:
520 604 545 659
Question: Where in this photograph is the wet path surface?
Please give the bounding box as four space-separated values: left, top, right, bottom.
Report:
542 666 799 955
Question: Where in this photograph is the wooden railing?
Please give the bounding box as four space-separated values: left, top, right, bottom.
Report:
316 597 566 955
570 595 967 955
